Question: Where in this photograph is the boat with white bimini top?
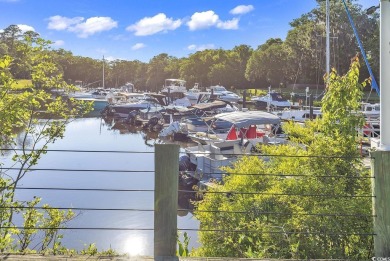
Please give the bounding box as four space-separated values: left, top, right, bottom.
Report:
180 110 286 183
161 79 186 96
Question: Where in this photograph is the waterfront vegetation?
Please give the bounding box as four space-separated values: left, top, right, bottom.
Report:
0 33 94 254
192 57 373 259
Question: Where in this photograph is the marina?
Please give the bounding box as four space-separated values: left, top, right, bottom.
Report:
0 0 387 257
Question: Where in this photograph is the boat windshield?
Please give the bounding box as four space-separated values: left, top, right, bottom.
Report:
270 93 286 101
212 86 227 92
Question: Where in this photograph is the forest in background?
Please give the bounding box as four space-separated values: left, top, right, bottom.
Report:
0 0 379 92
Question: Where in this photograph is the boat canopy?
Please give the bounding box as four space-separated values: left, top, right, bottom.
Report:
213 110 281 128
190 100 227 111
165 79 186 85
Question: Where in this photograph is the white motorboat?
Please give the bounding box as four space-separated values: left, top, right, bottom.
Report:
207 85 240 103
180 110 286 181
273 108 322 122
360 102 380 119
184 83 209 104
161 78 187 96
101 93 165 118
251 90 291 110
160 79 192 107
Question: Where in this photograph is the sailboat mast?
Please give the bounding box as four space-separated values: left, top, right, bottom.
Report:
103 56 105 89
325 0 330 76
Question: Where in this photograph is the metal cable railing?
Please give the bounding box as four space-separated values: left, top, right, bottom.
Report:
0 147 376 258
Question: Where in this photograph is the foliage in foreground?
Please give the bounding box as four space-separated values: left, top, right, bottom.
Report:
0 31 92 253
192 57 373 259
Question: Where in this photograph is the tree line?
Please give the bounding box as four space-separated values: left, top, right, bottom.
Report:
0 0 379 92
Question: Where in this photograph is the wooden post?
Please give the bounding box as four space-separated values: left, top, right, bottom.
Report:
371 150 390 256
154 144 180 261
242 90 247 108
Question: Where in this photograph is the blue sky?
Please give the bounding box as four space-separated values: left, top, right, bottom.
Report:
0 0 377 62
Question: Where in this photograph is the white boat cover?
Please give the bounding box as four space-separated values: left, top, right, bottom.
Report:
213 110 280 128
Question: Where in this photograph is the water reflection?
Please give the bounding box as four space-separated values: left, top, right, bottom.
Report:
2 116 200 255
105 117 163 147
124 234 148 256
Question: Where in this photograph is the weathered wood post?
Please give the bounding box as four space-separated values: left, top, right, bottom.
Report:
154 144 180 261
371 151 390 256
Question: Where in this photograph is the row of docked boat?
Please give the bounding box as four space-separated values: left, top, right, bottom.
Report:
89 80 379 189
161 79 241 104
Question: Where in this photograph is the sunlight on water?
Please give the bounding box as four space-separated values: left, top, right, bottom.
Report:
3 117 199 255
124 234 147 256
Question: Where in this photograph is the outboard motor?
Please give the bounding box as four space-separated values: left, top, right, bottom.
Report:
271 124 284 135
126 110 139 125
143 116 163 131
101 105 110 116
179 155 196 171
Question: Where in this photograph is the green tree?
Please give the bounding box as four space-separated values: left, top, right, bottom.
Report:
246 38 291 86
284 0 379 85
146 53 175 91
193 57 372 259
0 34 90 253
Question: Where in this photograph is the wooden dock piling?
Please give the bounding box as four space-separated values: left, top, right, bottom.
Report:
154 144 180 260
371 150 390 256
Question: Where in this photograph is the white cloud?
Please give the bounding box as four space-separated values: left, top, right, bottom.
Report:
187 11 219 31
52 40 65 47
187 10 239 31
48 15 84 30
217 18 239 30
69 17 118 38
131 43 146 50
187 44 215 51
17 24 35 33
127 13 182 36
104 56 116 62
230 5 254 15
187 44 197 51
47 15 117 38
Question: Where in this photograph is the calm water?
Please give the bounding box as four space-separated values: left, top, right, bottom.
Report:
2 117 199 256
